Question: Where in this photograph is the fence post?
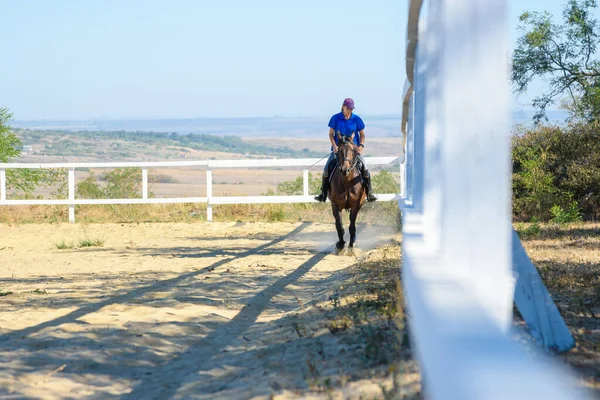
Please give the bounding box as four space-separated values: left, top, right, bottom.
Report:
399 158 406 200
406 90 415 204
303 169 309 197
206 167 213 221
68 167 75 223
142 168 148 199
0 169 5 201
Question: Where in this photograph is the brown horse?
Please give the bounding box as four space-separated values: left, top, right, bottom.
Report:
328 134 366 251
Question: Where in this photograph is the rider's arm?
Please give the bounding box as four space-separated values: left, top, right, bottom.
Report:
358 129 365 147
329 128 337 150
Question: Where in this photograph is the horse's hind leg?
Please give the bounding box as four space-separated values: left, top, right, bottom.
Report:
349 206 359 248
332 204 345 250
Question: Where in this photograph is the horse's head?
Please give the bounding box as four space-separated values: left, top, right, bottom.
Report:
336 133 357 177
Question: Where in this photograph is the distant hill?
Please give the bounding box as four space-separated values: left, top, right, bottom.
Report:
9 115 403 138
10 110 569 138
12 128 328 161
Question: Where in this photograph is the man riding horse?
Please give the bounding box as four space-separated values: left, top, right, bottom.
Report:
314 98 377 203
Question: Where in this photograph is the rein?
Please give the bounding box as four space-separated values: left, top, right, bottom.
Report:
302 151 333 172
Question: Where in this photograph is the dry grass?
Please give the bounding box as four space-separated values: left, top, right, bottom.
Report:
0 201 401 227
257 237 419 398
332 221 600 394
305 243 421 398
320 222 600 395
314 223 600 398
517 222 600 392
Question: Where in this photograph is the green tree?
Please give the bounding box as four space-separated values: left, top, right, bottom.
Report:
0 108 20 162
512 0 600 123
0 107 67 198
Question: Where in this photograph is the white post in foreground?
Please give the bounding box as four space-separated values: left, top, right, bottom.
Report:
142 168 148 200
0 169 6 201
206 167 213 221
436 0 515 330
68 167 75 223
401 0 588 398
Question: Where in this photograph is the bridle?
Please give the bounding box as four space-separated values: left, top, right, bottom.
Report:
337 139 359 176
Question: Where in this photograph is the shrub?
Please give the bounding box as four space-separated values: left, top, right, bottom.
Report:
149 174 179 184
77 173 105 199
79 238 104 247
275 169 399 197
372 170 400 194
516 220 541 239
104 168 142 199
276 172 322 195
76 168 142 200
550 201 583 225
512 122 600 221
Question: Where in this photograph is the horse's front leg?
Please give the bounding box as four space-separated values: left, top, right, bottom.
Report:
349 206 360 248
332 204 345 250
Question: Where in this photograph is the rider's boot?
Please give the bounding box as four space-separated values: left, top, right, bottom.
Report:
364 175 378 202
314 176 330 202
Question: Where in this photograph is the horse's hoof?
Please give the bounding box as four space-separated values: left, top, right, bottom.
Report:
336 241 346 250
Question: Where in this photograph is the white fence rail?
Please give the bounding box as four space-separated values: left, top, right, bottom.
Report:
399 0 589 399
0 156 403 222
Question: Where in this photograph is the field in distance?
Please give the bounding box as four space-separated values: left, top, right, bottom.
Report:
13 129 403 198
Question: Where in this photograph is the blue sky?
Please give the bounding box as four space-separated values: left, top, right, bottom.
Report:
0 0 582 120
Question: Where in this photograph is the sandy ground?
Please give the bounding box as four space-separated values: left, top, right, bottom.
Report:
0 222 417 399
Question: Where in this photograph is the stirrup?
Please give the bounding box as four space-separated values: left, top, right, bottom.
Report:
367 193 378 202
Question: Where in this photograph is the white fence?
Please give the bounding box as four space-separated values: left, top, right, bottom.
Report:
0 156 403 222
399 0 590 399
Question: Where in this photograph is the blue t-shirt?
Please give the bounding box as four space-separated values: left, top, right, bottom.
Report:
328 112 365 148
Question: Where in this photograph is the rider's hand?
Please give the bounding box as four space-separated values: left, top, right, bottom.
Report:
333 145 338 153
356 145 363 154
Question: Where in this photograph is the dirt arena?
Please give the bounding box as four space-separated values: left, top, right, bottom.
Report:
0 222 419 399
